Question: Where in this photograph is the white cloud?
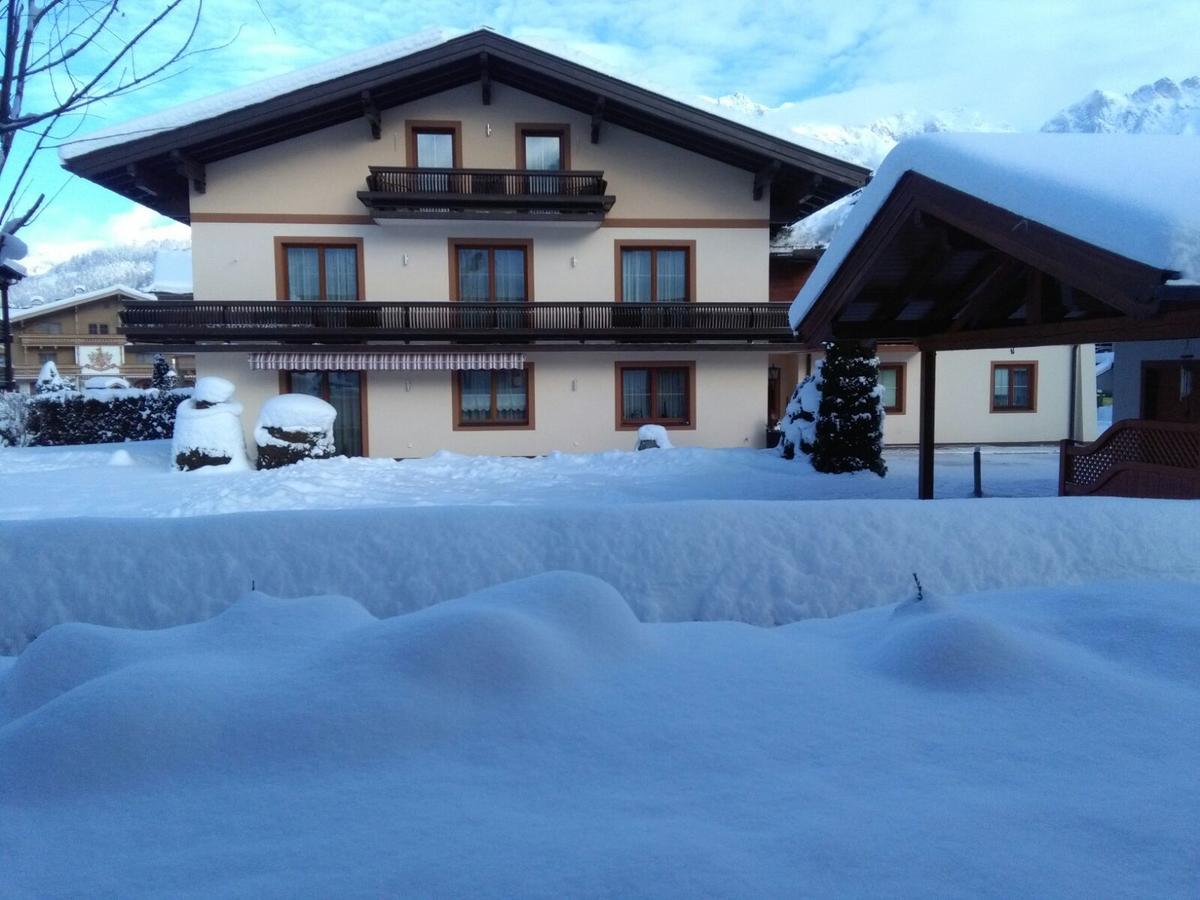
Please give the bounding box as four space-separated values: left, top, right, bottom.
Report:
23 205 190 274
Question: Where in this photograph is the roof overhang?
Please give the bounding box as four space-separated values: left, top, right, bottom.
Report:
60 30 868 225
795 171 1198 351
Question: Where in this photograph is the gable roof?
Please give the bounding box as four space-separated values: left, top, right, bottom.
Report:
60 29 868 225
9 285 157 323
790 133 1200 350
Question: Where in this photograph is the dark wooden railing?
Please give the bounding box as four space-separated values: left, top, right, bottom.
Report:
1059 418 1200 498
120 301 794 344
358 167 615 219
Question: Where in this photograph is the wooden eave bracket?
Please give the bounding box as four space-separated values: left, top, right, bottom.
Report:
480 52 491 105
126 162 173 199
591 97 605 144
361 90 382 140
754 160 781 201
169 150 206 194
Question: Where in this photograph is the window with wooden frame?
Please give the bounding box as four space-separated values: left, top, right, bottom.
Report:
275 239 364 302
406 121 462 168
451 241 531 303
616 362 695 428
615 242 694 303
878 363 905 414
454 366 534 429
991 362 1037 412
87 323 110 335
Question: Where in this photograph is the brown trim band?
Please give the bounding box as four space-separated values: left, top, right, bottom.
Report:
193 213 374 225
602 218 768 229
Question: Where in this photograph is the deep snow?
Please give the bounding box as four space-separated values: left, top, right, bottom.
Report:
2 573 1197 897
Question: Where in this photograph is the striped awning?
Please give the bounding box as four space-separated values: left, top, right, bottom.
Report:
248 351 526 371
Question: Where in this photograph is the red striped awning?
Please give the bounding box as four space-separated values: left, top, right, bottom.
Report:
248 351 526 371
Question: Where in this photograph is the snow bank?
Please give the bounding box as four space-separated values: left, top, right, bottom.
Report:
791 133 1200 329
2 575 1197 896
1 496 1196 652
635 424 672 449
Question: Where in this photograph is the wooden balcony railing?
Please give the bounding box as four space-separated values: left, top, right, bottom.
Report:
1059 418 1200 498
357 167 615 220
120 301 794 344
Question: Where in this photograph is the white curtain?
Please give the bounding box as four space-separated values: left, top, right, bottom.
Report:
622 250 651 302
324 248 358 301
656 250 687 303
460 371 492 421
495 371 528 421
287 248 320 301
656 368 687 419
622 369 650 419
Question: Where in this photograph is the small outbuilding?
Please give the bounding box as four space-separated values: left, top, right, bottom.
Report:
790 133 1200 498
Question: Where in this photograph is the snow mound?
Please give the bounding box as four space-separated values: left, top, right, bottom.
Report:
0 573 638 797
192 376 236 405
635 424 672 450
256 393 336 431
107 448 134 467
171 398 250 471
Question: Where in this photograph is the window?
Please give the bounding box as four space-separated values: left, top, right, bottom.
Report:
34 322 63 335
276 240 362 302
406 121 462 191
517 125 569 194
878 363 905 414
617 244 692 303
616 363 694 428
87 323 109 335
284 371 365 456
452 242 531 300
991 362 1037 412
454 367 533 428
38 352 57 365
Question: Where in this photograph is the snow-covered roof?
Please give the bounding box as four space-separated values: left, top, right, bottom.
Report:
791 133 1200 330
7 284 156 322
147 248 193 295
59 28 459 161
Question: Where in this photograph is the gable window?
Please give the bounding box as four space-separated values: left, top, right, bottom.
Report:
992 362 1037 412
617 243 692 303
616 362 694 428
517 125 569 195
878 363 905 414
406 121 462 192
277 240 362 302
87 323 109 335
454 367 533 428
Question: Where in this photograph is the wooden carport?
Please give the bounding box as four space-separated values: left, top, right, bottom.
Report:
793 171 1200 498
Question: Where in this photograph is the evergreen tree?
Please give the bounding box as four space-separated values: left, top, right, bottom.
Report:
778 364 823 460
151 353 179 390
35 361 71 394
810 341 887 477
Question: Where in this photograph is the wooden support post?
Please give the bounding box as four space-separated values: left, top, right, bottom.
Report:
918 349 936 499
361 90 382 139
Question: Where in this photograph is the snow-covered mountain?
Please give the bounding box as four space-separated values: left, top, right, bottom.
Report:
8 240 187 307
1042 76 1200 134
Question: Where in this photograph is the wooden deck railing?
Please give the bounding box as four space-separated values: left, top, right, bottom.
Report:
358 167 615 219
1059 418 1200 498
120 301 795 344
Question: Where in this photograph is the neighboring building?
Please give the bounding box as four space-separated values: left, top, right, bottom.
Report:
59 30 870 458
3 286 195 392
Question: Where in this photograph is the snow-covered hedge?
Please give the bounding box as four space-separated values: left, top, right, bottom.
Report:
172 377 249 472
255 394 337 469
23 388 190 446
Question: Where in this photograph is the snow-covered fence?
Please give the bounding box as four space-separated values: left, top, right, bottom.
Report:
23 388 190 446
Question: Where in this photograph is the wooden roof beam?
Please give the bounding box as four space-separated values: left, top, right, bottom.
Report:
169 150 205 194
754 160 781 202
591 97 605 143
480 52 491 105
947 259 1021 332
361 90 382 140
870 230 953 322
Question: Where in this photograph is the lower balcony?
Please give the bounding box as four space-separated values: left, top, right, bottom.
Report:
120 301 793 344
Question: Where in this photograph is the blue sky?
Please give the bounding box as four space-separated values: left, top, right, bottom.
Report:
7 0 1199 271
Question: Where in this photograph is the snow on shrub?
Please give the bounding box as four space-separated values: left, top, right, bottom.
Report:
34 361 72 394
172 378 250 472
811 341 887 477
25 388 189 446
635 424 672 450
83 376 130 390
778 362 823 460
0 391 28 446
255 393 337 469
151 353 179 390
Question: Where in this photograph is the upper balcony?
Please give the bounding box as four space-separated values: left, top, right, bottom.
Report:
357 167 616 222
120 300 793 345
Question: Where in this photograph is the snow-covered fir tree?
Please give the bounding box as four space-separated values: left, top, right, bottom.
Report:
35 361 72 393
810 342 887 477
778 363 822 459
151 353 179 390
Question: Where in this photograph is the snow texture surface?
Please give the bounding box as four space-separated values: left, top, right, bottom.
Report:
790 133 1200 329
171 399 249 471
2 573 1197 896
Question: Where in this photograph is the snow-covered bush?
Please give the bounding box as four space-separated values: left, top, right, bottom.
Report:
34 361 72 393
83 376 130 390
635 424 673 451
0 391 28 446
255 394 337 469
25 388 189 446
778 363 823 460
172 377 249 472
151 353 179 390
810 342 887 477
